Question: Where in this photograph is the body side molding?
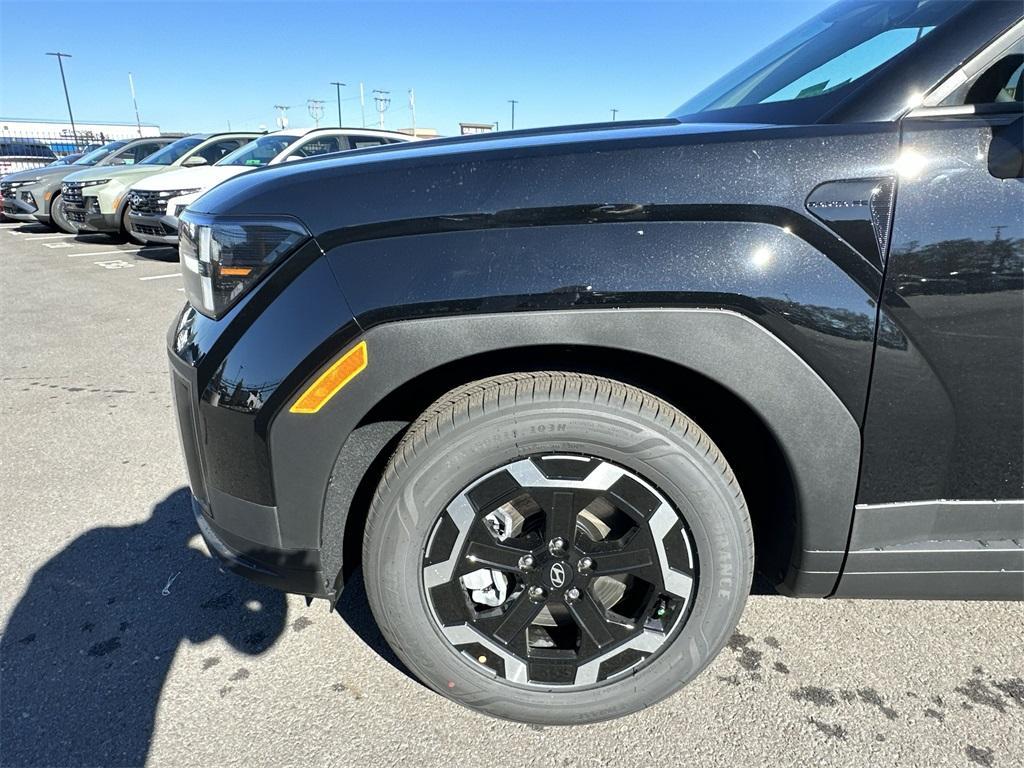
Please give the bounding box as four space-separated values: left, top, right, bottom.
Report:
836 500 1024 599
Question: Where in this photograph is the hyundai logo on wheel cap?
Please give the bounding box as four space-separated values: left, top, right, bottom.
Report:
549 561 567 589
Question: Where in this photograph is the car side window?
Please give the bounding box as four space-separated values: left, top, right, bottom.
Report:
941 39 1023 107
290 136 343 158
349 137 389 149
197 139 247 164
127 142 163 164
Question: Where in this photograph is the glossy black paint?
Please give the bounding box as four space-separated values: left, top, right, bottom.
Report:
168 4 1023 601
859 112 1024 503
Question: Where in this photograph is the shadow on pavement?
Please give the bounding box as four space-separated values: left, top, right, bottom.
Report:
0 488 287 767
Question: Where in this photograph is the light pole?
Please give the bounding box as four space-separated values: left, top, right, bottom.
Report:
508 99 518 130
307 99 325 128
611 108 619 121
46 52 78 148
330 81 346 126
373 90 390 129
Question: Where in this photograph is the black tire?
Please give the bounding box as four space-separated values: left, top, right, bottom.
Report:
363 372 753 724
49 192 76 234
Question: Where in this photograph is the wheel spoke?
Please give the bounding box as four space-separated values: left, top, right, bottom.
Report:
567 593 615 649
491 592 546 645
465 540 533 571
585 530 654 576
545 489 577 545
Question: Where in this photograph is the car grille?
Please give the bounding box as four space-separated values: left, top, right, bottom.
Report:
129 190 165 215
133 223 172 237
62 182 84 208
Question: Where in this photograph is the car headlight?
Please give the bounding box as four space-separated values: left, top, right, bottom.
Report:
7 178 40 187
179 212 311 319
164 188 201 198
79 179 110 188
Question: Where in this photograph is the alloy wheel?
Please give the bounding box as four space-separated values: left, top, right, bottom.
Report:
422 454 698 688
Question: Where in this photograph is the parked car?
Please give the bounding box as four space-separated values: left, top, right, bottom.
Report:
1 135 184 232
48 153 86 166
127 127 413 245
168 0 1023 724
61 132 259 241
0 139 57 177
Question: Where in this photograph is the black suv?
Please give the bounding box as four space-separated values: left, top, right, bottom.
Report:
168 0 1023 724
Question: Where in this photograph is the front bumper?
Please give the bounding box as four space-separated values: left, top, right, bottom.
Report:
127 210 179 244
65 196 118 232
172 363 330 598
2 194 37 219
167 241 362 600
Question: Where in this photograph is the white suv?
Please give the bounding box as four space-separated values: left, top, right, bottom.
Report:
126 127 415 245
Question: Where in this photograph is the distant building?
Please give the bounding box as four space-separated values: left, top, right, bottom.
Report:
397 127 440 139
459 122 495 135
0 117 161 154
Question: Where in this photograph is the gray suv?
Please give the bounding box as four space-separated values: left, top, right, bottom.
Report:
0 135 182 232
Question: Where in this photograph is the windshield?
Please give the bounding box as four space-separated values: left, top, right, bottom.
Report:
139 136 203 166
672 0 963 117
218 134 298 167
73 141 129 166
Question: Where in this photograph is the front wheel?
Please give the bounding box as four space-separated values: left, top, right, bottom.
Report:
49 192 76 234
363 372 753 724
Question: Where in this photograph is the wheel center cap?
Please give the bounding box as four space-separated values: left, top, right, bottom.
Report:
546 560 573 590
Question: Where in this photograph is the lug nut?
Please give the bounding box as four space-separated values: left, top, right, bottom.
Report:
548 537 566 554
565 587 580 602
578 557 593 573
518 554 535 571
528 586 546 601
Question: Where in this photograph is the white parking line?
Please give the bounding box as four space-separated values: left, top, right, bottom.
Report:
67 249 143 258
28 234 75 240
139 273 180 281
43 242 77 249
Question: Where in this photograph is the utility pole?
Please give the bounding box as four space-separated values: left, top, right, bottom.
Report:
359 82 366 127
128 72 142 136
330 81 346 126
273 104 290 129
373 90 390 129
46 52 78 148
611 108 619 121
408 88 416 136
508 99 518 130
307 99 325 128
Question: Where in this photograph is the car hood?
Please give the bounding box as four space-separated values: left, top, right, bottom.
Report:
130 164 249 193
192 118 777 235
1 164 75 184
62 164 174 185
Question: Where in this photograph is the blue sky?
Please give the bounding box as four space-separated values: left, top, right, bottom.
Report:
0 0 832 135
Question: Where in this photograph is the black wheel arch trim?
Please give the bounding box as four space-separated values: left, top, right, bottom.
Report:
267 308 861 598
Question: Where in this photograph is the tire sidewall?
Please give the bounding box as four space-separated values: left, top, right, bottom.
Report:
367 396 752 724
50 192 76 234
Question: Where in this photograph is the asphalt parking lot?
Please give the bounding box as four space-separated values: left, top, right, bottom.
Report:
1 219 1021 768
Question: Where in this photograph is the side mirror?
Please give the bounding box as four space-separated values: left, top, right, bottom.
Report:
183 155 209 167
989 116 1023 180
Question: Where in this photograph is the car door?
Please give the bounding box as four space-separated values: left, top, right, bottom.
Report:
842 32 1024 598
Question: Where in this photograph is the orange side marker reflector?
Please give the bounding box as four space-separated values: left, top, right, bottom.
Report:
289 341 368 414
220 266 253 277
